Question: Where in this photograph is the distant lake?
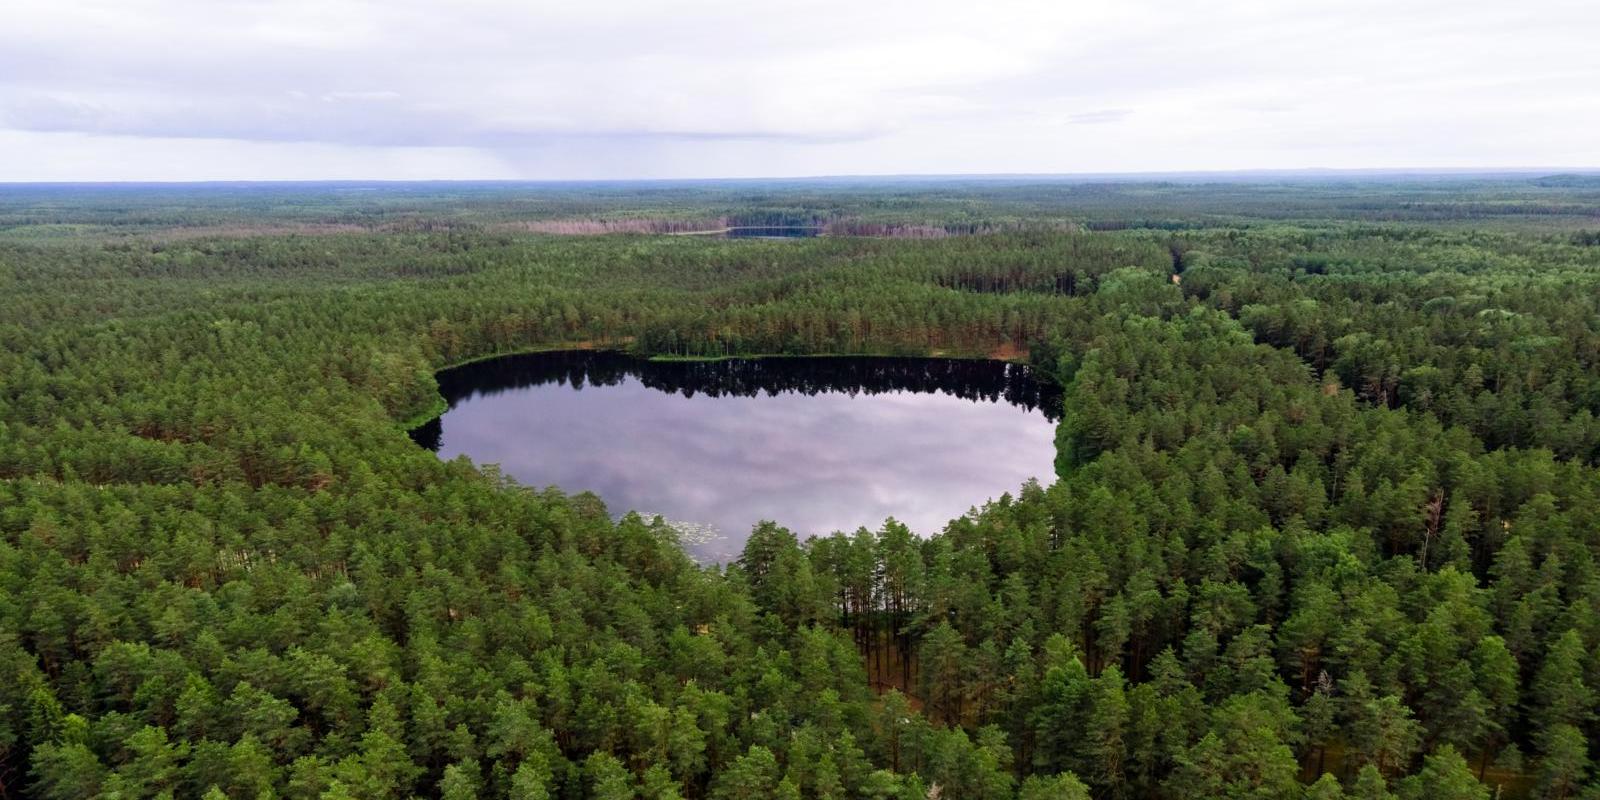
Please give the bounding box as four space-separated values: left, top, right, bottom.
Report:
411 351 1061 562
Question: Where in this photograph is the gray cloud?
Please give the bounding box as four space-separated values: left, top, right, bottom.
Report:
2 0 1596 179
1067 109 1131 125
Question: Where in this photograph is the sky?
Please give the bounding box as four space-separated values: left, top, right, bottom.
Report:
2 0 1597 181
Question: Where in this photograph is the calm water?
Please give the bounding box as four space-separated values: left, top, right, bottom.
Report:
411 352 1061 562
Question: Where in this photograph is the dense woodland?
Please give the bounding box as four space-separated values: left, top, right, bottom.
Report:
3 178 1600 799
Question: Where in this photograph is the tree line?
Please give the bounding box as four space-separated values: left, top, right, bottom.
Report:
2 183 1600 798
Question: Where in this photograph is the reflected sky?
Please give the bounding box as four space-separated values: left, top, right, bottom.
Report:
423 355 1059 562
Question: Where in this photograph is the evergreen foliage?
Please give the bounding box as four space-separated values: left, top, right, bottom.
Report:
4 180 1600 798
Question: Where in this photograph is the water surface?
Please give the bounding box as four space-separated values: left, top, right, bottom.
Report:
412 352 1060 562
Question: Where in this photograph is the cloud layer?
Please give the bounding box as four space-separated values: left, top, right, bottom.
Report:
3 0 1596 180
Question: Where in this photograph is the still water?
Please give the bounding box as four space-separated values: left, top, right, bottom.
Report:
411 351 1061 562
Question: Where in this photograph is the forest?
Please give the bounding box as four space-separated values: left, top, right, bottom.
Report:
3 176 1600 799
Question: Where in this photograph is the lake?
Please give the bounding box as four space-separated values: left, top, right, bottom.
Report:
410 351 1061 562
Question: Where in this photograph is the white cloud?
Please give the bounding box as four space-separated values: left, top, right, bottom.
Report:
0 130 509 181
1 0 1595 179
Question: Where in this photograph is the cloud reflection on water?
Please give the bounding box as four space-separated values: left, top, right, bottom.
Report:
428 356 1058 561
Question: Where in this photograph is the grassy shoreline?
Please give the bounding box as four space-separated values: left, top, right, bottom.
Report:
393 395 450 433
392 341 626 431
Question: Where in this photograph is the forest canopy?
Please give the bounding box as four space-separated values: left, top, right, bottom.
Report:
3 178 1600 799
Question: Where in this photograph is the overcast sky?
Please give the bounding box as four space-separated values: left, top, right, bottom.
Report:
2 0 1596 181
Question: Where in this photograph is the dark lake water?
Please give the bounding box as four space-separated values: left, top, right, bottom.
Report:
724 225 821 238
411 351 1061 562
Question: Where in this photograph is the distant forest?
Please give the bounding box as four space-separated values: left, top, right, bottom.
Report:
3 177 1600 799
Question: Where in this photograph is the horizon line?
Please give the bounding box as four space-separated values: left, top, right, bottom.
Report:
4 166 1600 187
